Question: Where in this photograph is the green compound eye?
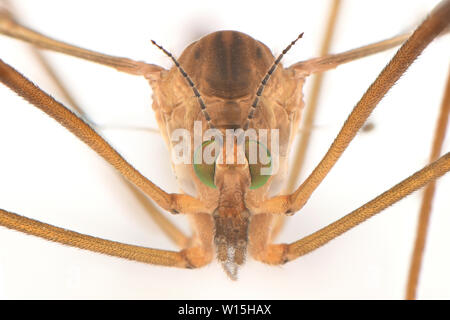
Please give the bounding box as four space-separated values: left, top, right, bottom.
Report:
193 140 218 189
245 140 272 190
193 139 272 190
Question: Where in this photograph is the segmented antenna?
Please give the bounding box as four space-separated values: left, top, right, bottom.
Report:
151 40 215 129
242 33 304 131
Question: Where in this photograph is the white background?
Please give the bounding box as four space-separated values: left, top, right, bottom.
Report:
0 0 449 299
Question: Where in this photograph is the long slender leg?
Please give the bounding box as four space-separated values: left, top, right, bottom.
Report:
290 27 450 76
2 1 163 134
1 5 189 248
1 2 85 115
0 9 164 78
251 0 450 215
289 33 410 76
0 59 211 215
0 208 213 268
256 152 450 264
406 65 450 300
285 0 341 193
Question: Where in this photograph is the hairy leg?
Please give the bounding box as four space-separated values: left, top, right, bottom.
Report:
257 153 450 265
0 208 210 268
406 65 450 300
251 0 450 215
0 8 163 78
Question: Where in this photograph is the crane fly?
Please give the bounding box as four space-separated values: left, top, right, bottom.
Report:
0 0 449 299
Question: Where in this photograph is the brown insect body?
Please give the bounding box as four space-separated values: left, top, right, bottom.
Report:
150 31 305 277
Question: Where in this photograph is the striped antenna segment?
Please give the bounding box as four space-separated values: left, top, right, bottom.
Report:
151 40 215 129
243 33 304 130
